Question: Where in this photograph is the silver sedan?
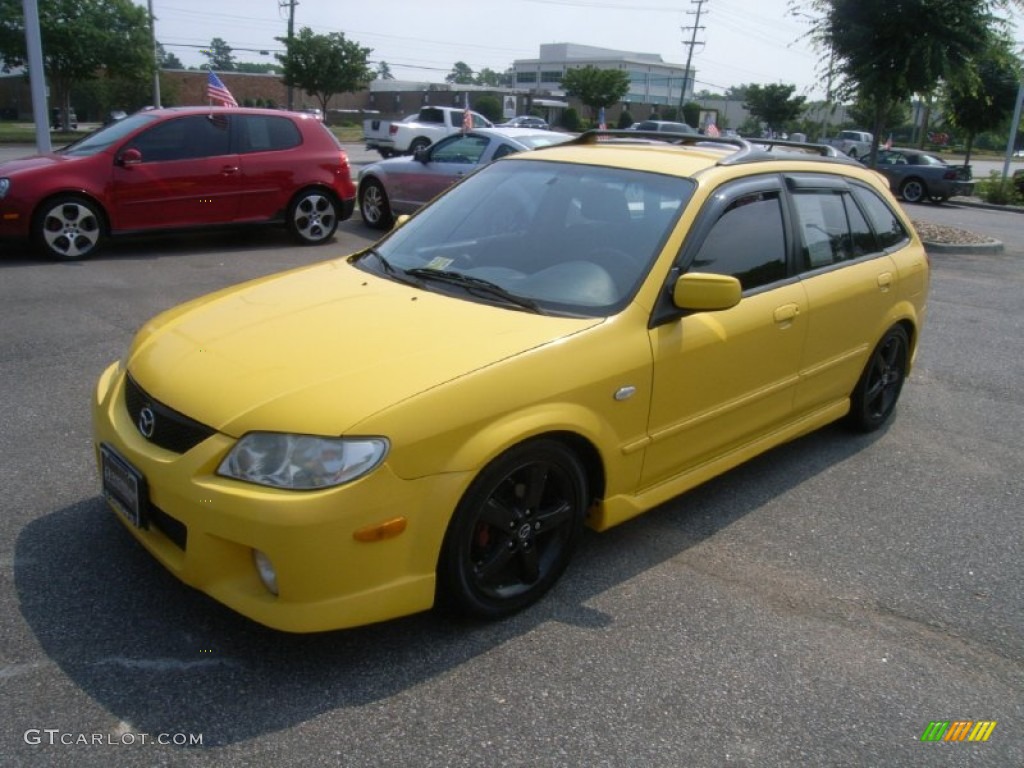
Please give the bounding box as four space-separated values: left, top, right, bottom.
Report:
357 127 571 229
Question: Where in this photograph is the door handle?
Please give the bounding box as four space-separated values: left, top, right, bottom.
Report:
773 303 800 327
221 165 239 175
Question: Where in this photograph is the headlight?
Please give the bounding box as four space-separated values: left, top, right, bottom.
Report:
217 433 389 490
0 178 9 199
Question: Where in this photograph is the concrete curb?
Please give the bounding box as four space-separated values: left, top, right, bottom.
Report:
923 239 1004 254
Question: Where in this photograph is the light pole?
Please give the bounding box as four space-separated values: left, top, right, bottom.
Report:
148 0 161 107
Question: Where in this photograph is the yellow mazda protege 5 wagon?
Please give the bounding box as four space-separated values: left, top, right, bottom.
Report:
93 132 929 632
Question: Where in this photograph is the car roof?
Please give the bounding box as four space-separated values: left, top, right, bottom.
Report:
517 130 872 180
467 126 570 143
133 106 320 120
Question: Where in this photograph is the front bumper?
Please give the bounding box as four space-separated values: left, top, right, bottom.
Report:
91 362 469 633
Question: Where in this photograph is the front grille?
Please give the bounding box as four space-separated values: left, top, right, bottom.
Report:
124 374 216 454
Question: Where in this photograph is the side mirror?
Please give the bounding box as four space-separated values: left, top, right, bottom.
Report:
117 148 142 167
672 272 742 312
414 148 430 163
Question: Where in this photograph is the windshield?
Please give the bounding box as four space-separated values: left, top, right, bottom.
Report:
58 112 161 157
363 159 695 317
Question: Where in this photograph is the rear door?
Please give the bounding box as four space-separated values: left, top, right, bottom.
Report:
786 175 900 415
233 113 307 220
110 114 238 231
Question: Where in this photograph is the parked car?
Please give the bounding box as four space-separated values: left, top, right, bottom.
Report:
822 130 873 159
499 116 550 129
357 126 571 229
629 119 698 134
1014 168 1024 195
50 107 78 131
875 147 974 204
0 106 356 259
93 131 929 632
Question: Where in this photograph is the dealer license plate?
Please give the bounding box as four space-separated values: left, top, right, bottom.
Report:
100 444 148 528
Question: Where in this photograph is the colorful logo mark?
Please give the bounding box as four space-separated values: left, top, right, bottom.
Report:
921 721 997 742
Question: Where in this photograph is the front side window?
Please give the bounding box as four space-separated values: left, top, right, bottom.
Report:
430 134 489 164
126 115 230 162
688 191 787 291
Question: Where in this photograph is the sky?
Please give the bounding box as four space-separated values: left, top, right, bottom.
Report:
147 0 1024 101
146 0 838 99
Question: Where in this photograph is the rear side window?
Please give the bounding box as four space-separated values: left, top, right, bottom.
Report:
851 186 909 250
791 190 875 269
237 115 302 153
688 191 787 291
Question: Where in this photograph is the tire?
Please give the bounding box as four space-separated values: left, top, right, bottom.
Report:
846 325 909 433
288 188 339 245
33 195 105 260
358 178 394 230
847 148 858 160
437 439 588 619
899 178 926 204
408 137 431 154
928 195 949 205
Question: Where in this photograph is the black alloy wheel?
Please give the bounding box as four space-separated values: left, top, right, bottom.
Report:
437 439 588 619
846 325 910 432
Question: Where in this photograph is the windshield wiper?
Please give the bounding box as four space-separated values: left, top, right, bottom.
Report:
358 248 425 287
405 268 543 313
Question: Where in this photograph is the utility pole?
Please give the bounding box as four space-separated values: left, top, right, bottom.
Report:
280 0 297 110
148 0 161 107
677 0 707 116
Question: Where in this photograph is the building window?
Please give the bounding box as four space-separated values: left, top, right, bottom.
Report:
540 70 563 84
516 71 538 84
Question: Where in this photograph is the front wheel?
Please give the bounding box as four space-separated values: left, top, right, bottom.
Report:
33 195 105 260
359 178 394 230
288 189 339 245
437 439 588 619
408 137 431 155
846 325 909 432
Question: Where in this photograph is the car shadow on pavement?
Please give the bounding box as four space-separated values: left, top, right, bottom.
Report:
14 423 878 747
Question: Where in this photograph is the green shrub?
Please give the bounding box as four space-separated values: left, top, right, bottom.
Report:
975 171 1023 205
561 107 582 132
617 110 634 129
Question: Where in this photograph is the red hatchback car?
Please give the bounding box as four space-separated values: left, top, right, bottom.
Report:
0 107 356 259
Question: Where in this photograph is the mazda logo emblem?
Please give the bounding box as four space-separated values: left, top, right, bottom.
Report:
138 406 156 438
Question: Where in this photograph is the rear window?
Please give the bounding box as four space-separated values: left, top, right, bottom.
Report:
237 115 302 153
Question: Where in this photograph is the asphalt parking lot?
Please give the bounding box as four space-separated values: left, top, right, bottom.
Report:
1 195 1022 765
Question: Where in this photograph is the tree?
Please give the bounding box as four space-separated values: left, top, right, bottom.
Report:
376 61 394 80
561 66 630 119
473 94 502 123
0 0 153 129
846 93 910 135
797 0 1019 166
475 68 505 87
203 38 235 72
236 62 281 75
276 27 373 115
446 61 475 85
742 83 806 134
157 43 184 70
945 33 1022 164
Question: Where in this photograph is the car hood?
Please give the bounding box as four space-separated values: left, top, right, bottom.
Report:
127 257 602 437
0 153 67 175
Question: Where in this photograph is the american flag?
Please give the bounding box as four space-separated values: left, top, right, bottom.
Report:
206 71 238 107
462 92 472 132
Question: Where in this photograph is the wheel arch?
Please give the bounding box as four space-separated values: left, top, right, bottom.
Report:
31 190 111 236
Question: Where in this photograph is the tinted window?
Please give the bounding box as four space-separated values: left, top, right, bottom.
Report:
851 185 909 250
237 115 301 153
430 134 489 164
127 115 230 162
689 191 787 290
791 190 876 269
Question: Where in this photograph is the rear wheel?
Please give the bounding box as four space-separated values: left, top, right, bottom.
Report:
359 178 394 230
846 325 909 432
899 178 926 204
408 137 431 154
437 439 588 619
33 195 105 260
288 188 338 245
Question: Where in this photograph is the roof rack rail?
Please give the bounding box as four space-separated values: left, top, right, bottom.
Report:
565 129 862 168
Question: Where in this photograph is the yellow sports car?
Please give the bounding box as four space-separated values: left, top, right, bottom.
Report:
92 133 929 632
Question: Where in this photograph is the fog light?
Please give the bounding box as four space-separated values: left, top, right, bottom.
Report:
253 549 279 596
